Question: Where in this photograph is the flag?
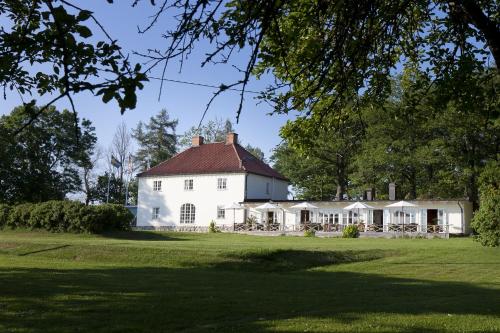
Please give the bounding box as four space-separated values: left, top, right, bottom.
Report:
110 155 122 169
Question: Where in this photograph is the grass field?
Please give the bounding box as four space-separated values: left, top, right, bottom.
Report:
0 230 499 332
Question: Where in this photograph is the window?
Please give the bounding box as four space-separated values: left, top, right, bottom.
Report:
217 178 227 190
217 205 225 219
152 207 160 220
266 182 270 194
180 203 195 224
184 179 193 190
153 180 162 191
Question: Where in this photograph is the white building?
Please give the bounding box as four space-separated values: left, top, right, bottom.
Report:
136 133 289 228
136 133 473 235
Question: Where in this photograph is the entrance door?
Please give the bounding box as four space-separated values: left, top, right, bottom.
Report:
373 210 383 226
300 210 310 223
427 209 438 225
267 211 275 224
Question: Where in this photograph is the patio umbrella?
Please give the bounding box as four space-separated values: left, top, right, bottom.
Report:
344 201 374 224
289 202 318 224
255 202 280 225
385 201 418 231
225 202 243 224
289 202 319 210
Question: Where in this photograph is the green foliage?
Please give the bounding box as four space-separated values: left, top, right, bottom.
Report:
178 118 234 150
3 201 132 233
0 204 10 228
0 2 145 115
0 105 96 204
245 216 258 226
343 225 360 238
273 107 363 200
92 172 126 204
471 162 500 247
208 220 220 233
304 229 315 237
132 109 178 170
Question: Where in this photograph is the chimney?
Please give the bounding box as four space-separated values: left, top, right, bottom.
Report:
365 188 375 201
389 183 396 201
192 136 204 147
225 132 238 145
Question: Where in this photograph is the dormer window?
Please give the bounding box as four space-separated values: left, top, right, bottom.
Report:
217 178 227 190
153 180 162 191
184 179 193 190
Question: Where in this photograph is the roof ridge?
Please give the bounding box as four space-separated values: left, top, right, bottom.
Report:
231 143 246 171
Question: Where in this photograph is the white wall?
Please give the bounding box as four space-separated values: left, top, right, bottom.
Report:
137 173 246 227
245 174 289 200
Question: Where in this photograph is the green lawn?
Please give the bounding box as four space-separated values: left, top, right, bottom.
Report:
0 231 499 332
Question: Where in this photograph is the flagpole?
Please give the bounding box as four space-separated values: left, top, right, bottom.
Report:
106 171 111 204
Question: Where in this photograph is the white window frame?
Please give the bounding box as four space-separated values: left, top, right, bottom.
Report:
152 207 160 220
217 205 225 219
180 203 196 224
184 179 193 191
217 178 227 190
153 180 162 191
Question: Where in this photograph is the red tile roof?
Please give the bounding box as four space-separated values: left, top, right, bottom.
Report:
137 142 288 181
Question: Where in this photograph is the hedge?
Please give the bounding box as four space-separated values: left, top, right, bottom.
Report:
0 201 132 233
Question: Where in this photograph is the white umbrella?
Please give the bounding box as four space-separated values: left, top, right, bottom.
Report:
255 202 279 210
385 201 418 231
289 202 318 224
255 202 279 225
385 200 418 208
289 202 319 210
225 202 243 224
344 202 374 224
344 201 374 210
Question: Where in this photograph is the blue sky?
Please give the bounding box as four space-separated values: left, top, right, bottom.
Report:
1 2 297 159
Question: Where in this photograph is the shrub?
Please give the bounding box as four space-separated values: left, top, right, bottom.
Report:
3 201 133 234
471 162 500 247
0 204 10 228
208 220 220 233
304 229 315 237
91 204 133 233
7 203 35 229
343 225 360 238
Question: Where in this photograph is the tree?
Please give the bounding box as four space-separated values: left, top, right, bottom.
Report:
92 172 125 204
273 109 364 200
178 118 234 150
134 0 499 123
471 161 500 247
81 147 103 205
109 123 134 192
0 1 146 132
132 109 178 170
244 144 266 162
0 105 95 203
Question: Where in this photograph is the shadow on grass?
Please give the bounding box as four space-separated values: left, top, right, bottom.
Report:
216 249 386 272
18 245 71 256
99 230 184 241
0 249 498 333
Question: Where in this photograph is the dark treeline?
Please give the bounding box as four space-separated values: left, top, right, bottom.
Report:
272 67 499 210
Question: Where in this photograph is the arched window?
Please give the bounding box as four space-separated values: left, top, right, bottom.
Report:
180 203 196 224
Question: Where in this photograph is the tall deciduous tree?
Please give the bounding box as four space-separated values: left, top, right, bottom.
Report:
274 109 364 200
0 105 96 203
178 118 234 150
132 109 178 170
